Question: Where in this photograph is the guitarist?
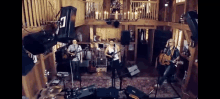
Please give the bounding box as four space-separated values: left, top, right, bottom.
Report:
105 40 121 78
154 39 180 88
67 39 83 80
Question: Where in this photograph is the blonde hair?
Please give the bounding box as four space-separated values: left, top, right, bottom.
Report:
165 39 175 47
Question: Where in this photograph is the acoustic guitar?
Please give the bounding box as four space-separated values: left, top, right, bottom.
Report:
68 47 88 59
158 53 184 66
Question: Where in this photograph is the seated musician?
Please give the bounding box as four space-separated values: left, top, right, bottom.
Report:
154 39 180 88
105 40 121 77
67 39 83 79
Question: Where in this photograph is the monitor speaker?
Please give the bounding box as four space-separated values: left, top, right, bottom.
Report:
126 65 140 77
57 6 77 43
185 11 198 41
121 30 130 45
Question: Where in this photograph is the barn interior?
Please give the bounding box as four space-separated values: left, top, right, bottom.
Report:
22 0 198 99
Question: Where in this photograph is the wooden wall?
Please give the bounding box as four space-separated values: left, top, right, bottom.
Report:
61 0 85 27
22 53 56 99
22 0 61 28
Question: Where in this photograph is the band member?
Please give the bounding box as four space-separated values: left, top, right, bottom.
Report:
105 40 121 77
154 39 180 88
67 39 83 79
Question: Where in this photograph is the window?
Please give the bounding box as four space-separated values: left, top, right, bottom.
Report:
176 0 185 3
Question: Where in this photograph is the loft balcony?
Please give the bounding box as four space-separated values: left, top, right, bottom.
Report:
84 0 159 21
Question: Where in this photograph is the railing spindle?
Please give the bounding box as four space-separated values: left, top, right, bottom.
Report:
32 0 37 27
22 1 26 28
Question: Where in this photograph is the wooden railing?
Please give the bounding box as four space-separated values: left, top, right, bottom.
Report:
84 0 159 21
85 1 103 20
22 0 61 28
130 0 159 20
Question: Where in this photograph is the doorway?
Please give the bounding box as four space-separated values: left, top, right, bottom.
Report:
137 28 148 59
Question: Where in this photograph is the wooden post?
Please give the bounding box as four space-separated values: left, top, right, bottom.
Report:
22 2 26 28
27 0 34 27
34 0 40 26
32 0 37 27
134 25 138 63
184 0 189 14
37 0 42 25
24 0 30 27
156 0 159 20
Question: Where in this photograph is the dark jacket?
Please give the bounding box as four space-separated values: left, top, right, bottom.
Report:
163 47 180 61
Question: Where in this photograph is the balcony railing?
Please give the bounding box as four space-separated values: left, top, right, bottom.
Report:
85 0 159 21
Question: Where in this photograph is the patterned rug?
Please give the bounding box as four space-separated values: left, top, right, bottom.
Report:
64 73 182 98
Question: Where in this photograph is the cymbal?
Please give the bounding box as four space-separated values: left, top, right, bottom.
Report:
40 86 62 99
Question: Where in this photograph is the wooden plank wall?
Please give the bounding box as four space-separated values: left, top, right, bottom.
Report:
22 53 56 99
22 0 61 28
61 0 85 27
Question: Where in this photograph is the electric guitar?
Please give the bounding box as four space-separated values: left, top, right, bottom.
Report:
106 50 123 61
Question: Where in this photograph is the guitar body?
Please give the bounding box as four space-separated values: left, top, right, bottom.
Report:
106 52 114 61
159 53 172 65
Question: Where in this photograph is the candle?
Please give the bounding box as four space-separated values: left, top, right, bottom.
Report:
95 11 98 19
124 12 126 19
107 12 108 19
104 11 106 19
135 12 137 20
115 11 118 19
131 12 134 20
99 12 101 19
128 11 130 20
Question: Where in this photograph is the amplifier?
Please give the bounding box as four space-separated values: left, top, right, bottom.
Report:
96 58 107 66
125 86 149 99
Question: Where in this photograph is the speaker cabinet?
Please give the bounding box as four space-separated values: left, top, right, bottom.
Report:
121 30 130 45
185 11 198 41
57 6 77 43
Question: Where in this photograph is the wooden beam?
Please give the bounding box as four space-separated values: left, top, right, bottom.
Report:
168 22 190 31
183 44 198 91
22 76 31 98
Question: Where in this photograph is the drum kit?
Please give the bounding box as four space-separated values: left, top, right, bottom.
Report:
39 86 63 99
